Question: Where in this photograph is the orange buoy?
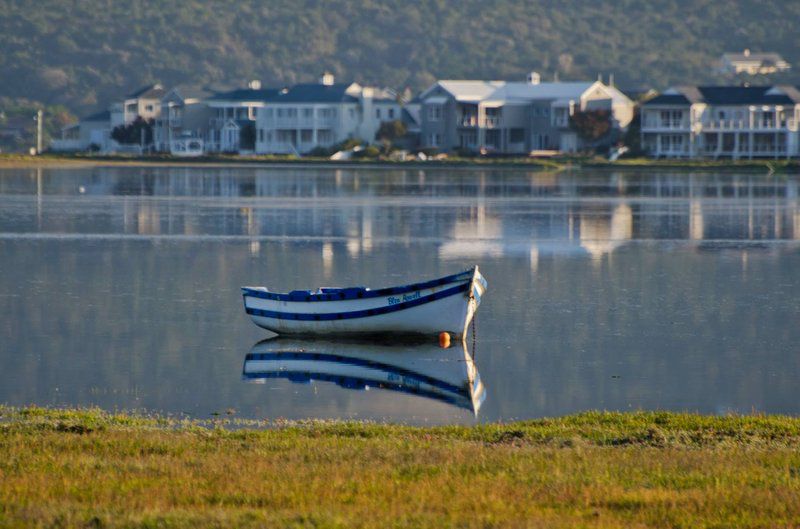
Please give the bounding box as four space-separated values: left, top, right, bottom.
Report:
438 331 451 348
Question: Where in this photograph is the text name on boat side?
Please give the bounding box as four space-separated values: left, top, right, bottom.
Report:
241 266 487 338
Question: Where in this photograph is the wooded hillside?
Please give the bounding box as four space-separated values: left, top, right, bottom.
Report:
1 0 798 115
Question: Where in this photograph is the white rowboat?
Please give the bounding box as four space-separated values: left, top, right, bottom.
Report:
242 266 487 337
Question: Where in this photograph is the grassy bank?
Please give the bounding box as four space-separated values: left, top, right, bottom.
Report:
2 152 799 173
1 407 799 528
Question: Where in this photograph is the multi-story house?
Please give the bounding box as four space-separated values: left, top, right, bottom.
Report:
255 73 402 154
152 86 214 154
640 85 800 159
206 81 279 153
110 84 166 128
418 73 634 154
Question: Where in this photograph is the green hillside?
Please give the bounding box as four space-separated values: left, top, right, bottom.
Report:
1 0 799 116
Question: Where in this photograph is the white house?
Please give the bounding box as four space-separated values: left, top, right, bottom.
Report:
255 73 402 154
51 110 113 152
641 85 800 159
110 84 166 128
205 81 279 153
153 86 214 154
720 50 792 76
418 73 634 154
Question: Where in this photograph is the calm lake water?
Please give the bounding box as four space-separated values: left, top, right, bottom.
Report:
1 165 798 424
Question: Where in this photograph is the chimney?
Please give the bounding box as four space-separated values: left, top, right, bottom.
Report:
527 71 541 85
320 72 335 86
248 80 261 90
744 48 751 57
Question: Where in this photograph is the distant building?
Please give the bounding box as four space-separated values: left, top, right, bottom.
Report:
110 83 167 128
417 73 634 154
640 85 800 158
720 50 791 76
153 86 214 154
205 81 279 153
51 110 112 152
254 73 402 154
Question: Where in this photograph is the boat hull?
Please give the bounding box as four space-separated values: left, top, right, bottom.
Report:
242 267 486 338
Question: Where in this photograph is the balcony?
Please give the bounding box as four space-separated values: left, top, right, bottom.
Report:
641 119 690 130
458 116 478 127
484 116 500 128
267 117 337 128
701 118 798 131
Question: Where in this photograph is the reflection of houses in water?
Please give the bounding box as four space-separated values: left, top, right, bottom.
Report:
24 168 799 244
578 203 633 259
243 338 485 416
439 205 506 259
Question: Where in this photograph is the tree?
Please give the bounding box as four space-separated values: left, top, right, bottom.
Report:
111 117 153 145
376 120 407 143
569 109 611 142
375 120 407 152
240 122 256 150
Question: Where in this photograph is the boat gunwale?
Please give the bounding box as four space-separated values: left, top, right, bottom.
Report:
244 282 470 321
241 267 476 303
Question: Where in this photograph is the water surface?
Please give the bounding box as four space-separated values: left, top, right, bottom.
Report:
1 166 798 423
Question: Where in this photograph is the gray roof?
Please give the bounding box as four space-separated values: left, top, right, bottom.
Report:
81 110 111 122
646 85 800 106
126 84 166 100
267 83 359 103
209 87 281 102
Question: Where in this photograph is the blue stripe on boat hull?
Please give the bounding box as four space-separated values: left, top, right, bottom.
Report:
244 282 469 321
241 267 476 302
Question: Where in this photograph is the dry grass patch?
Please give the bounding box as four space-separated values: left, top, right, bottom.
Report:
1 407 799 528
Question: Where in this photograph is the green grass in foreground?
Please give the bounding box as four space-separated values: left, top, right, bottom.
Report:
1 407 799 528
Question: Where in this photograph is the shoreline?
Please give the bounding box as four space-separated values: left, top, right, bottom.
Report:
1 153 798 173
1 406 798 527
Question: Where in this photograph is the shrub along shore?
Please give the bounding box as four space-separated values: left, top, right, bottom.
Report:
1 406 799 528
1 152 799 173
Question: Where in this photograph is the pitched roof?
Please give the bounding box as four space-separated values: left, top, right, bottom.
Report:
267 83 359 103
646 85 800 106
723 51 788 64
126 84 166 100
432 80 505 102
209 87 281 102
81 110 111 122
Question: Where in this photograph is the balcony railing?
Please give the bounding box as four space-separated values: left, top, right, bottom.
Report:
458 116 478 127
264 117 337 128
701 118 798 131
642 119 689 130
484 116 500 128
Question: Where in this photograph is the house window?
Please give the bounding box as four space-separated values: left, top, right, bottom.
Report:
301 129 313 143
277 108 285 118
428 105 442 121
376 108 381 119
145 105 154 112
287 108 297 118
389 108 395 119
543 108 549 117
265 108 273 118
430 133 440 147
258 129 264 142
348 108 355 119
318 130 333 144
303 108 313 118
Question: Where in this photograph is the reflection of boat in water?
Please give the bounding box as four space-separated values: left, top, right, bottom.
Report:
243 338 486 416
242 266 487 338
